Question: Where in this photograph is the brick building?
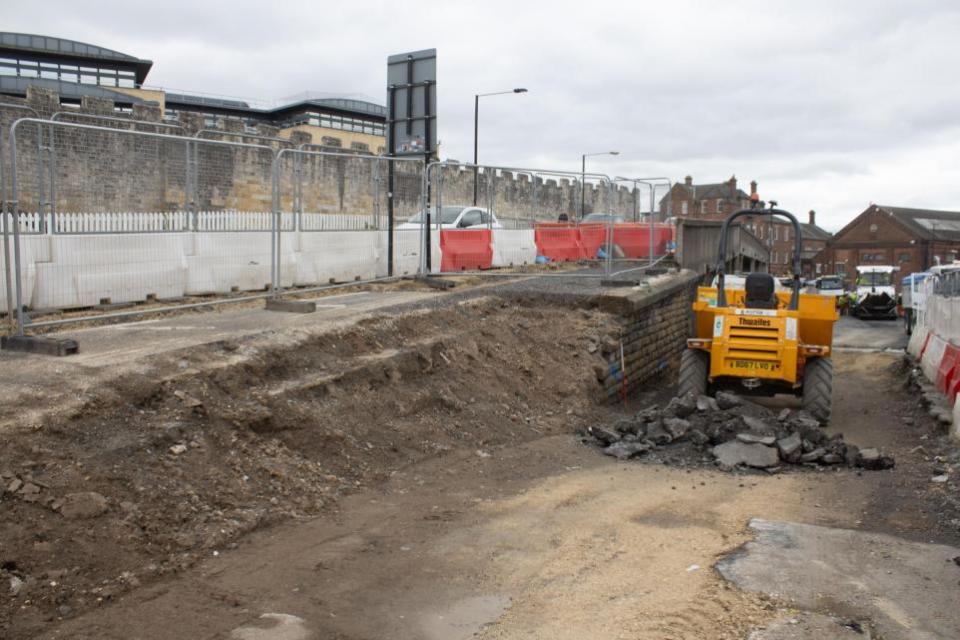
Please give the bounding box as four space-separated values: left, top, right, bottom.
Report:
797 211 833 278
816 204 960 288
659 175 756 220
660 175 830 275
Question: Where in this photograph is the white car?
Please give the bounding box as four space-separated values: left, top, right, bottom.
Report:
814 275 844 298
398 206 502 230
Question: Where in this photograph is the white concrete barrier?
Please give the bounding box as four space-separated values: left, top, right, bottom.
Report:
295 231 381 284
907 325 929 359
493 229 537 267
0 235 49 311
392 229 440 276
35 234 187 309
185 232 299 293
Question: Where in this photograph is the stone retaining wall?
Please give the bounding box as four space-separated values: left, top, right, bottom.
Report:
595 271 701 401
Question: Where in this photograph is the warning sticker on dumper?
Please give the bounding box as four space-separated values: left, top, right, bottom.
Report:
713 316 724 337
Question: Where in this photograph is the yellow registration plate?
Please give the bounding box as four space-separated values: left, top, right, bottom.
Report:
729 359 780 372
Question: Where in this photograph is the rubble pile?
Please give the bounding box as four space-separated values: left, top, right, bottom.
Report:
582 391 895 472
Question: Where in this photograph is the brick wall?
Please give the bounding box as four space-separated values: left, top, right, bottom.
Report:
595 271 701 401
819 205 960 286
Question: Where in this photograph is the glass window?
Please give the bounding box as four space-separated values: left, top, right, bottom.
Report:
19 63 38 78
0 65 15 76
61 72 78 83
856 271 892 286
119 77 134 88
40 69 58 79
899 252 911 262
80 74 97 84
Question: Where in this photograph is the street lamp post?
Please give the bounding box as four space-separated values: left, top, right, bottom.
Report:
580 151 619 220
473 88 527 205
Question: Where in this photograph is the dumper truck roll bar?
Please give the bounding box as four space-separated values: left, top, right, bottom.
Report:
715 207 804 311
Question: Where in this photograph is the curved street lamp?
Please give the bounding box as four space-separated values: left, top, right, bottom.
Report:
473 88 527 205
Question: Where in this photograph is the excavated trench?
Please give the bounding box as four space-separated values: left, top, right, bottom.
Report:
0 289 692 639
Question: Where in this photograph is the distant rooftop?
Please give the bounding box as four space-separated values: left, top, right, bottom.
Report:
0 32 386 122
877 205 960 242
0 32 153 84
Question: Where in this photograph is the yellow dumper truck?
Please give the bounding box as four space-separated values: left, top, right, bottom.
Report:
678 207 839 423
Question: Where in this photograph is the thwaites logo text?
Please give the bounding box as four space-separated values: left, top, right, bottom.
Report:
737 317 772 328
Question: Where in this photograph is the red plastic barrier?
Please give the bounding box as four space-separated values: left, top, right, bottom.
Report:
612 224 650 258
578 224 607 260
610 223 676 258
534 223 582 262
440 229 493 271
936 344 960 396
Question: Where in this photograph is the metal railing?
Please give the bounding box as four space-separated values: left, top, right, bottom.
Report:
417 160 669 277
4 118 276 334
1 104 41 329
1 117 427 336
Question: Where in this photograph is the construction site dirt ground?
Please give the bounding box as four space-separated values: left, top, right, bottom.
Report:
1 280 958 640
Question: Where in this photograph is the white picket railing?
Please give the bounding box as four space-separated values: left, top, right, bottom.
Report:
1 210 378 233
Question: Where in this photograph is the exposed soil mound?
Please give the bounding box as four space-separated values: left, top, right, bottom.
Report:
0 299 620 639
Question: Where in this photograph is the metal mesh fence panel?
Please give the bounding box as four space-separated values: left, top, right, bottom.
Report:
5 119 280 332
273 149 423 284
1 105 40 328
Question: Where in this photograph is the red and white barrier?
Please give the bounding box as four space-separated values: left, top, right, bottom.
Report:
910 286 960 440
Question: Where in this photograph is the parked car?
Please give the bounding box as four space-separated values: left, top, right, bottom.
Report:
813 275 844 298
581 213 625 224
397 206 502 230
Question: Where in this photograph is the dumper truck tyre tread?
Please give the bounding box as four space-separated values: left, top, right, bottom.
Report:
802 357 833 424
678 348 709 398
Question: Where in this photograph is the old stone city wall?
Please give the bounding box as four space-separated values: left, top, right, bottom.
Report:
1 86 637 221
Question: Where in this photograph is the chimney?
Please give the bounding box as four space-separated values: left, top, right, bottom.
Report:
684 175 693 186
808 210 816 226
750 180 757 196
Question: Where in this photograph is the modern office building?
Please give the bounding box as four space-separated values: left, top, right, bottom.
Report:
0 32 386 151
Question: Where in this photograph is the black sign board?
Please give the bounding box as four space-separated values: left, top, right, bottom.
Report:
386 49 437 157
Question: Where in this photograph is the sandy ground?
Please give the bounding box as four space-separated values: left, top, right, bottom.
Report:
34 341 960 640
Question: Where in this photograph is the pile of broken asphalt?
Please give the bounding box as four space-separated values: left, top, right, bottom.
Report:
581 391 895 473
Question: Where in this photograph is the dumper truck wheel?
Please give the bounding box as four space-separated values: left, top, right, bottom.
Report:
678 348 709 398
802 357 833 424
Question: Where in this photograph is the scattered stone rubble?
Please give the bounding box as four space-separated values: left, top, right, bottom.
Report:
582 391 895 472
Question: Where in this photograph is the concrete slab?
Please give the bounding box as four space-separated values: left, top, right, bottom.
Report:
717 519 960 640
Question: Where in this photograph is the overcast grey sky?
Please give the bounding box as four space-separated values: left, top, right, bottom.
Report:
5 0 960 231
